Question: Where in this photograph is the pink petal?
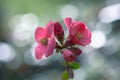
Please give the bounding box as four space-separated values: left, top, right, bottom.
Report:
79 31 91 46
78 23 88 35
35 44 47 60
71 21 80 26
79 28 92 46
70 35 81 45
63 49 75 62
35 27 47 43
70 22 86 35
64 17 72 29
79 38 91 46
71 32 91 46
45 35 56 57
46 21 54 36
69 34 89 46
81 29 91 39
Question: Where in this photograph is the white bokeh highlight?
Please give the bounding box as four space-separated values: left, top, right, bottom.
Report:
99 3 120 23
0 42 16 62
10 13 40 47
60 4 78 19
90 30 106 48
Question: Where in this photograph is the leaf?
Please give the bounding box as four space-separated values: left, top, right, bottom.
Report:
62 70 69 80
71 62 80 69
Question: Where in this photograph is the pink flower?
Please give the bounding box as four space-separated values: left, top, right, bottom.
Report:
63 49 75 62
35 22 56 60
54 22 64 43
64 17 91 46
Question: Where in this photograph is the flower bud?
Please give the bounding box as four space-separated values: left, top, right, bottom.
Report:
70 47 82 55
54 22 64 43
63 50 75 62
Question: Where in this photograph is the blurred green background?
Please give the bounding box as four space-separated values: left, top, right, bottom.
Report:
0 0 120 80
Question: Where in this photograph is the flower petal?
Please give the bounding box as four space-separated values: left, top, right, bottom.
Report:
45 35 56 57
79 28 91 46
64 17 72 29
35 44 47 60
70 22 86 35
46 21 54 35
70 35 81 45
81 29 91 39
35 27 47 43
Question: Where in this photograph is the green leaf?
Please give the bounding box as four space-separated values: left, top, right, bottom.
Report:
62 70 69 80
71 62 80 69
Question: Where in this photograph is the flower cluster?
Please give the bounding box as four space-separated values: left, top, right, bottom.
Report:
34 17 91 79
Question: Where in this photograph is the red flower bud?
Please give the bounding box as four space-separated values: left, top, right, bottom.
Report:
70 47 82 55
62 50 75 62
54 22 64 43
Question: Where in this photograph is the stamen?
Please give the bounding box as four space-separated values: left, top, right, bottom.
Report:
39 38 48 45
75 32 82 40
